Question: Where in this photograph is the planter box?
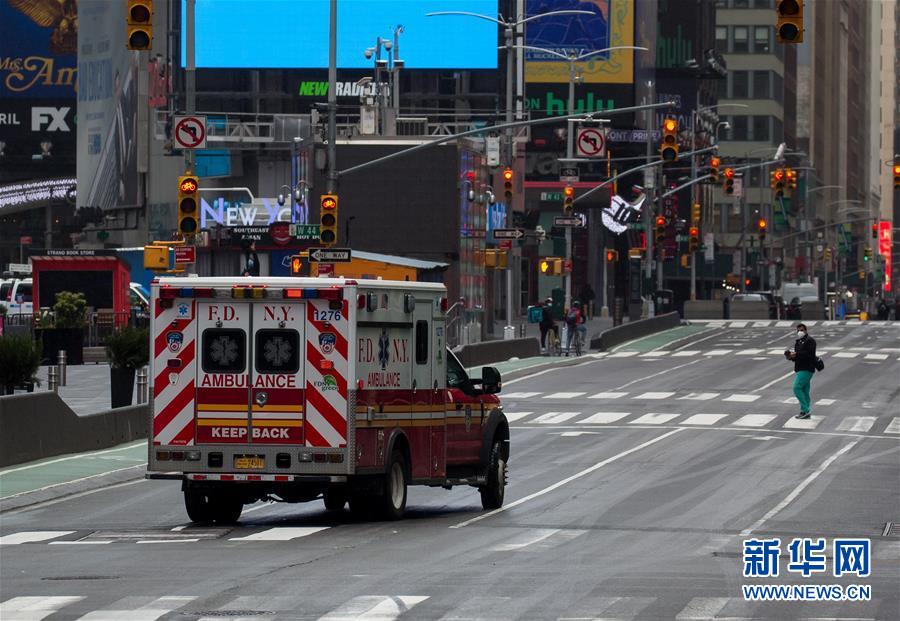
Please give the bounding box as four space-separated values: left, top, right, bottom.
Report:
36 328 84 365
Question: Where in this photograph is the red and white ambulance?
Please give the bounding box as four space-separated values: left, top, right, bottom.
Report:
147 277 508 521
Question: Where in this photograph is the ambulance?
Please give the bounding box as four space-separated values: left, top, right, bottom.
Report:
146 276 509 522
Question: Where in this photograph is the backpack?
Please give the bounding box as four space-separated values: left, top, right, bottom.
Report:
566 309 580 325
815 357 825 372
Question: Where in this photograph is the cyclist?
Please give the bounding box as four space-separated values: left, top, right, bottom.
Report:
565 300 587 356
539 297 559 354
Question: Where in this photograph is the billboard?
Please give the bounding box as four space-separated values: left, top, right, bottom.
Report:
181 0 498 69
525 0 635 84
76 0 140 210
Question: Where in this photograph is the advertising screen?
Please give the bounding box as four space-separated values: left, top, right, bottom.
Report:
182 0 499 69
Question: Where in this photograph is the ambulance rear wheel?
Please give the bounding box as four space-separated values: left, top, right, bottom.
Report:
212 495 243 524
479 441 506 510
379 450 408 520
184 489 215 523
323 490 346 512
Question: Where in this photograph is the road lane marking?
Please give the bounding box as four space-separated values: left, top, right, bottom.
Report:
0 464 148 502
865 353 888 360
502 392 540 399
671 350 699 357
678 392 719 401
729 321 748 327
705 349 732 356
0 441 145 476
230 527 330 542
77 596 199 621
884 418 900 434
608 351 638 358
451 428 684 528
578 412 631 424
0 596 85 621
136 539 201 544
782 416 822 430
776 321 794 327
736 349 765 355
317 595 429 621
629 413 680 425
641 350 670 356
672 329 723 351
741 440 860 537
542 392 586 400
724 394 761 403
589 392 628 399
681 414 727 425
634 391 675 400
675 597 730 620
836 417 876 433
1 479 148 516
503 412 533 422
732 414 777 427
49 540 110 545
614 359 702 391
534 412 580 424
490 528 560 551
815 398 836 405
783 397 800 404
768 349 787 355
833 352 859 358
753 370 795 392
0 531 74 545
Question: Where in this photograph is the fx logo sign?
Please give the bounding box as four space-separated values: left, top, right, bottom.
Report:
31 107 71 132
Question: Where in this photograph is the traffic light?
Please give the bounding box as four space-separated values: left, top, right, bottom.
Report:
709 156 720 183
655 215 666 243
660 117 679 162
724 168 735 195
771 168 785 197
823 247 832 262
143 245 168 270
484 249 508 269
126 1 153 50
563 185 574 214
775 0 804 44
786 168 798 192
319 194 338 247
893 161 900 189
758 218 767 242
689 226 700 253
863 246 872 262
177 174 199 239
605 249 618 262
502 168 514 202
290 255 303 275
872 223 878 239
691 202 701 226
540 258 554 275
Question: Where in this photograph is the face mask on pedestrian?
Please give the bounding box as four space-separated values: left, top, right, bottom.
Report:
797 330 806 339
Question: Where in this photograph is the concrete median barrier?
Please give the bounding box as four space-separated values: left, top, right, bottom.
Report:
684 300 724 319
0 392 148 467
454 337 541 369
591 312 682 351
728 301 771 319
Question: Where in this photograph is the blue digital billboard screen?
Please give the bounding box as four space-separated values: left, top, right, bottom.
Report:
182 0 499 69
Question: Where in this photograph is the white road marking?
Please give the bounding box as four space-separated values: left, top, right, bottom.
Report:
675 597 730 620
229 527 329 542
542 392 586 400
678 392 719 401
705 349 732 356
782 416 822 430
317 596 429 621
865 353 888 360
48 540 110 545
729 321 748 327
578 412 631 424
883 418 900 434
815 398 836 406
589 392 628 399
672 329 729 351
635 391 675 400
534 412 581 424
629 413 680 425
736 348 765 355
490 528 560 551
0 464 147 502
724 394 761 403
741 440 860 536
452 429 684 528
768 349 787 355
608 351 638 358
76 596 195 621
738 435 785 441
170 525 187 531
776 321 794 327
558 431 601 437
783 397 799 404
0 531 74 545
753 321 772 327
833 352 859 358
136 539 200 544
613 359 702 391
0 596 85 621
731 414 777 427
681 414 727 425
804 321 818 326
503 412 533 422
502 392 540 399
0 441 145 476
671 350 700 357
754 370 795 392
836 417 876 433
641 350 670 356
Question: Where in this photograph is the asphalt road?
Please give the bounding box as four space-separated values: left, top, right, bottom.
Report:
1 321 898 620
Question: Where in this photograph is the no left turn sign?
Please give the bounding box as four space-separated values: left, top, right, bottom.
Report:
173 115 207 150
576 127 607 158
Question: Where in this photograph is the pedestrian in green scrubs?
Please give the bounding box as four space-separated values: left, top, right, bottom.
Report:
785 323 817 419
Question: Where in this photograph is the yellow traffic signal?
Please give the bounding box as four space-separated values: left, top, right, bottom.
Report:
771 168 785 197
319 194 338 247
786 168 798 191
709 156 720 182
563 185 574 214
776 0 804 44
484 249 508 269
689 226 700 253
724 168 735 195
758 218 767 242
691 202 701 226
894 162 900 188
143 245 168 270
655 216 666 244
126 1 153 50
503 168 514 201
177 174 199 238
660 117 678 162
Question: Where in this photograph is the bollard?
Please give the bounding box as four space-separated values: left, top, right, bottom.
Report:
137 366 149 404
48 366 59 392
57 349 67 387
518 323 526 338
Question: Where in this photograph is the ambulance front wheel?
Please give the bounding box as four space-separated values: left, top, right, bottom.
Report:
379 450 408 520
480 441 507 510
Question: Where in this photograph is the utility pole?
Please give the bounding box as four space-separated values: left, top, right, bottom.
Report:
326 0 337 196
690 108 697 300
185 0 196 174
564 56 576 311
504 21 515 334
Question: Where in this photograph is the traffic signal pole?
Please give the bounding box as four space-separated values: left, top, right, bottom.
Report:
326 0 337 196
563 59 576 312
184 0 196 174
504 23 515 335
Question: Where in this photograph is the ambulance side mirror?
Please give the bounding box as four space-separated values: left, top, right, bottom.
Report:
480 366 501 394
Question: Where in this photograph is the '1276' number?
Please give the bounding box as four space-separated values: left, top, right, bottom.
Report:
313 308 341 322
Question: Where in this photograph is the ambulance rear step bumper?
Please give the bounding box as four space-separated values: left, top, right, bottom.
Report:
146 472 347 483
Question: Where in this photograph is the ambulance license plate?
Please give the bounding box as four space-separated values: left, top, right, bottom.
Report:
234 455 265 469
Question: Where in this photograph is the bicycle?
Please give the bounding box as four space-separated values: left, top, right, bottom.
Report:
565 325 585 357
546 327 562 357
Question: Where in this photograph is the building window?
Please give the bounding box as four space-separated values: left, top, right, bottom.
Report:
716 26 728 53
732 71 749 98
752 116 770 141
773 72 784 104
717 76 728 99
754 0 773 8
733 0 750 7
733 26 749 53
753 71 771 98
773 117 784 141
754 26 771 53
732 116 749 140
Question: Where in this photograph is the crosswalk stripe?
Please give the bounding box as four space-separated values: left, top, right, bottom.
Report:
782 416 822 430
608 351 638 358
815 398 836 405
502 392 540 399
883 417 900 434
641 350 670 356
503 412 533 422
675 597 730 620
865 353 888 360
77 596 195 621
776 320 794 327
783 397 799 404
736 348 765 355
542 392 586 400
723 394 760 403
635 391 675 400
768 348 786 355
732 414 777 427
629 413 680 425
0 531 75 545
534 412 580 424
728 321 748 327
671 350 699 357
317 595 429 621
490 528 560 551
574 596 656 619
804 321 818 326
197 596 304 621
1 597 85 621
753 321 772 327
681 414 728 425
589 391 628 399
833 352 859 358
705 349 732 356
836 417 876 433
229 527 329 542
678 392 719 401
578 412 631 424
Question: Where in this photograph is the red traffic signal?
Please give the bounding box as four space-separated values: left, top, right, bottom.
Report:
321 195 337 210
724 168 735 179
655 216 666 227
503 168 513 182
503 167 514 200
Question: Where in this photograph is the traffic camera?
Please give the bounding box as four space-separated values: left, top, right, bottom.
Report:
319 194 338 247
709 156 720 183
563 185 574 215
502 168 514 202
126 1 153 50
177 174 199 239
660 117 679 162
724 168 735 195
654 215 666 244
775 0 804 44
688 226 700 253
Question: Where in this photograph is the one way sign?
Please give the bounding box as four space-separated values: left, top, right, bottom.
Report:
308 247 352 262
492 228 525 240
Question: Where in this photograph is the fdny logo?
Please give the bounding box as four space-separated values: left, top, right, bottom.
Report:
167 331 184 352
378 329 390 370
319 332 336 354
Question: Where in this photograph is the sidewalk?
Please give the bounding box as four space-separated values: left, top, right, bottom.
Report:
54 364 137 416
490 314 619 345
